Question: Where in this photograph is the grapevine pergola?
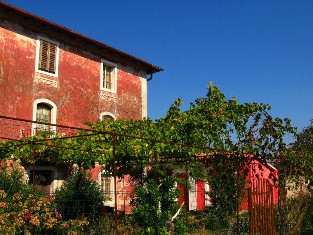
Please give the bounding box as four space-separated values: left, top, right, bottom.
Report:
0 83 300 234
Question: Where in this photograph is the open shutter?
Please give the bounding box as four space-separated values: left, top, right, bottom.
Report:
196 180 205 210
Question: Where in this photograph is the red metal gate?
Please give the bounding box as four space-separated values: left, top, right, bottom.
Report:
248 178 275 235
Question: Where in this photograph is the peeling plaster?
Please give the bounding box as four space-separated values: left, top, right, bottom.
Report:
1 17 146 138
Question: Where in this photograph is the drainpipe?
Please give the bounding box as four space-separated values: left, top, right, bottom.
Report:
112 134 118 234
147 73 153 81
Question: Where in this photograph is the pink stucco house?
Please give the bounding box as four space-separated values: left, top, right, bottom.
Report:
0 1 162 201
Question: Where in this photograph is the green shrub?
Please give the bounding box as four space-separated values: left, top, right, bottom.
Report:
54 167 104 220
0 193 64 235
0 160 109 234
301 189 313 232
173 216 187 235
275 191 311 235
228 216 249 235
0 159 34 198
0 159 62 234
204 207 229 230
130 166 183 235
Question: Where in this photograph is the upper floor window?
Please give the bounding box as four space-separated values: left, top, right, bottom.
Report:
35 37 59 77
100 60 117 93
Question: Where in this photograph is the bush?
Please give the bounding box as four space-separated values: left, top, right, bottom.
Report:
275 191 311 235
0 159 110 234
0 159 62 234
301 189 313 232
130 166 183 235
0 158 46 211
204 207 229 230
228 216 249 235
54 167 104 220
0 159 33 198
0 193 64 234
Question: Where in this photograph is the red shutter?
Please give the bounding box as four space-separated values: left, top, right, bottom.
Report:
196 180 205 210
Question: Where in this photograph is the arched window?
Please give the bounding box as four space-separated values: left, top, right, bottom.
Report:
99 112 115 121
33 99 57 135
36 103 52 131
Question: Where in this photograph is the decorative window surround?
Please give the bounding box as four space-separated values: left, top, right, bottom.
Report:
32 99 57 135
35 36 59 78
34 73 58 88
99 112 115 120
100 59 117 93
100 90 117 101
98 172 115 207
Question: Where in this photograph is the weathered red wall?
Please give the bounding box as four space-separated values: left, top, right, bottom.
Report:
0 19 145 139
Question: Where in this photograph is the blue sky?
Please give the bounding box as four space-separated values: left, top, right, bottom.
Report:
3 0 313 135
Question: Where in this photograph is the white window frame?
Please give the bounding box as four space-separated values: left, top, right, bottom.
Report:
100 59 117 93
99 112 116 120
189 178 197 210
204 182 212 207
98 171 115 206
32 99 57 135
35 36 60 77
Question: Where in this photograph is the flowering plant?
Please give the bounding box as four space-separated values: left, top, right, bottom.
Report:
0 159 92 234
0 192 62 234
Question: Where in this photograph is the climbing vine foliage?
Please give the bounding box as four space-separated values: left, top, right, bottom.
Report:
0 83 295 181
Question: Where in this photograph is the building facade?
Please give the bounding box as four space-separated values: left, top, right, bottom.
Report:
0 2 162 208
0 2 162 139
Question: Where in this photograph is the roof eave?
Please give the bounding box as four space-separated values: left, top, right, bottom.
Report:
0 1 163 74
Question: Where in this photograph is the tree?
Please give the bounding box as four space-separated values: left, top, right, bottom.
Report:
291 120 313 183
54 167 104 220
130 165 185 235
273 120 313 235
